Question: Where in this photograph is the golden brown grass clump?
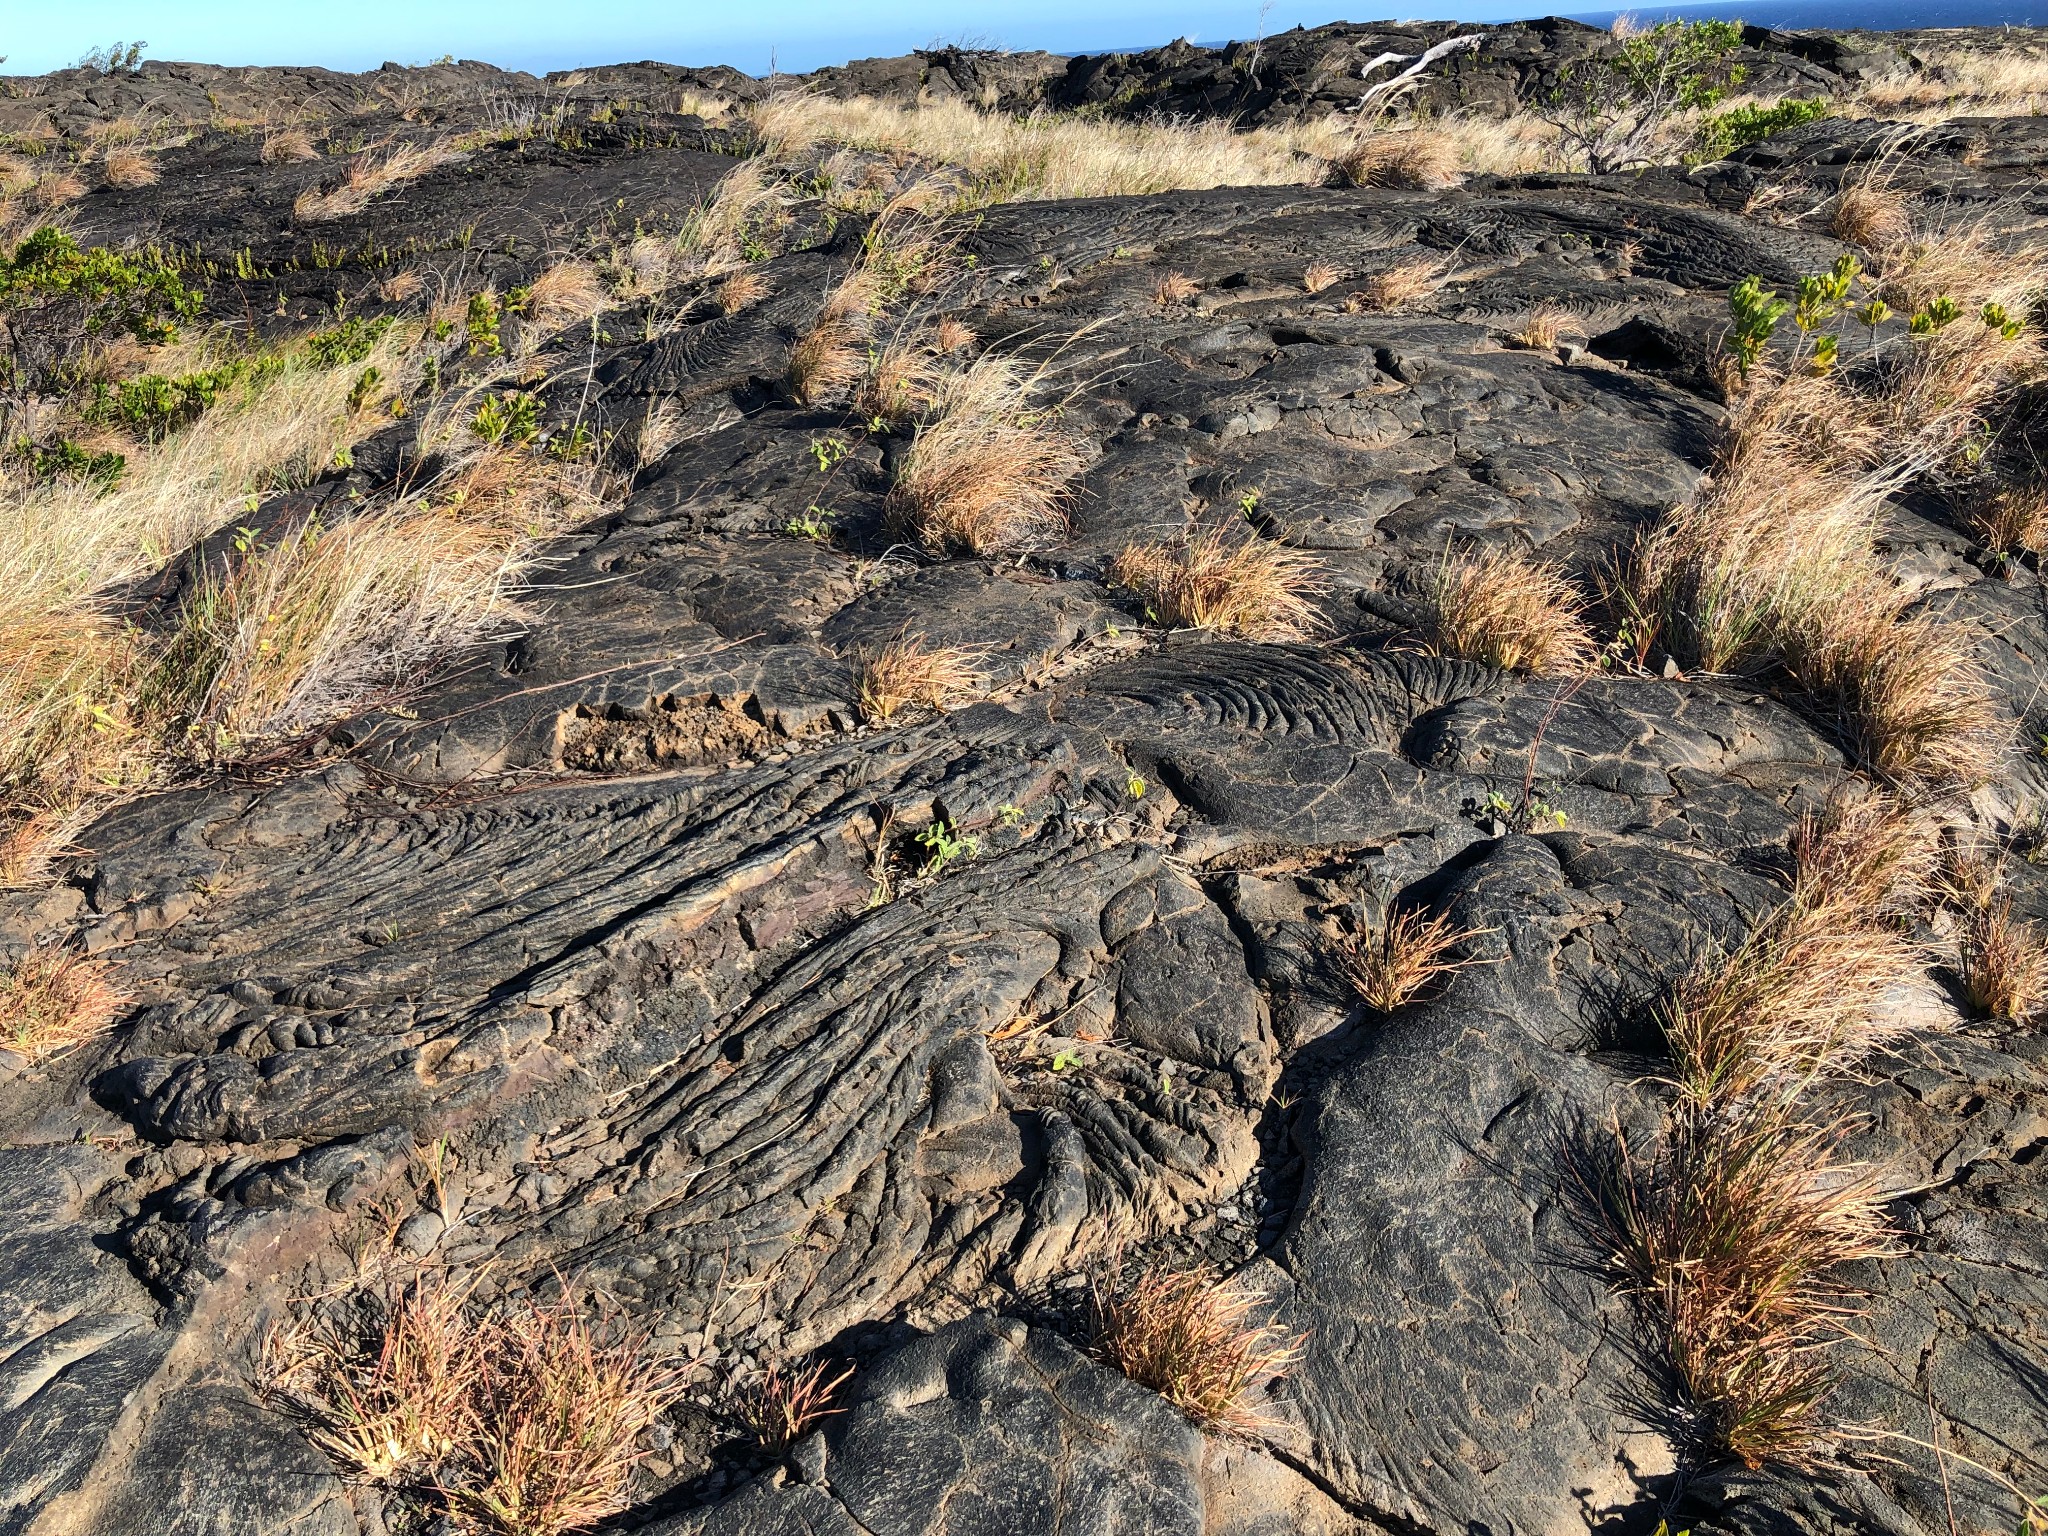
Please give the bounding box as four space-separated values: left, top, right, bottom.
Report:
522 260 609 331
0 322 423 868
714 268 769 315
1326 129 1462 190
1 949 127 1060
1151 270 1199 306
1615 310 2033 785
266 1273 684 1536
749 93 1319 203
1584 798 1930 1468
1955 892 2048 1022
932 316 976 354
1340 907 1482 1013
884 353 1085 554
1603 1096 1898 1469
102 148 158 189
142 446 597 756
1964 482 2048 566
262 126 321 163
1108 529 1325 642
29 171 85 210
1092 1266 1298 1431
854 636 982 724
1514 304 1575 350
1422 545 1595 675
1352 255 1447 312
737 1360 854 1454
853 330 944 429
1659 796 1928 1104
1828 181 1911 251
378 269 427 304
787 268 880 406
294 139 455 221
1302 259 1343 294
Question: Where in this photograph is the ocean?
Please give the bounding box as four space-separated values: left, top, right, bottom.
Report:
1563 0 2046 28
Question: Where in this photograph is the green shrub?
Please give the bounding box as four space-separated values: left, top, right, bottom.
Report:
303 314 394 368
1541 20 1747 175
10 436 126 489
88 358 281 441
472 390 540 445
1698 97 1830 160
0 228 202 397
1727 275 1790 376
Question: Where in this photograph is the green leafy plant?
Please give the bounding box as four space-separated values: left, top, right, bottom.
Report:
1983 302 2026 341
914 818 979 878
0 228 202 397
465 290 504 356
1540 20 1747 174
1910 296 1962 335
1726 274 1790 376
1793 254 1860 335
87 358 275 441
471 390 541 446
809 435 850 472
1697 96 1828 160
10 435 125 488
785 505 834 539
303 314 394 368
77 40 147 75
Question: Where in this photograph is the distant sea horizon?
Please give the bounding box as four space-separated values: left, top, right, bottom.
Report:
1076 0 2047 58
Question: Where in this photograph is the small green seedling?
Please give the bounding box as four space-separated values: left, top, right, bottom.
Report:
809 435 850 472
1125 768 1147 800
1051 1048 1082 1072
785 505 834 539
999 803 1024 827
915 818 980 878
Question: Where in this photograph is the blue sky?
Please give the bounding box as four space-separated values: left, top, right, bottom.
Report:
1 2 1555 77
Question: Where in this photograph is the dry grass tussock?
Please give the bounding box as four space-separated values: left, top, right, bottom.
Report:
736 1360 854 1454
1616 315 2035 783
521 260 608 332
1326 128 1462 190
1658 795 1930 1105
1151 270 1199 306
294 139 457 221
142 444 599 755
264 1272 685 1536
885 352 1085 555
853 328 946 429
1340 907 1483 1013
1600 1097 1899 1468
1585 799 1930 1467
262 125 321 163
1942 850 2048 1022
1514 304 1576 350
102 148 157 189
1092 1266 1298 1431
1855 44 2048 117
28 171 85 211
1352 254 1447 312
1 948 127 1059
1828 181 1911 252
855 636 983 724
0 327 413 843
1108 529 1325 642
1424 545 1596 675
1302 260 1343 295
751 93 1318 202
715 268 769 315
1965 483 2048 565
